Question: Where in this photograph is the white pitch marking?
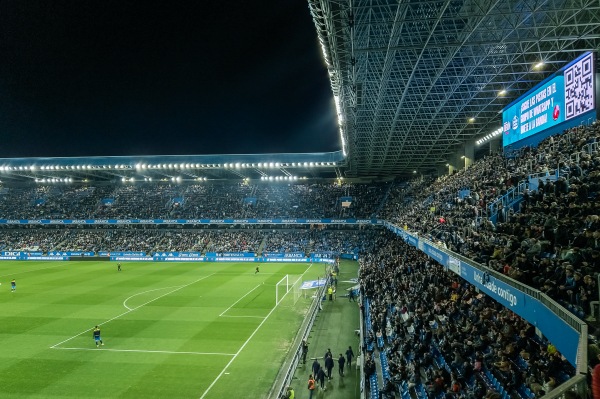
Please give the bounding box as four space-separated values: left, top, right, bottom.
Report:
219 315 266 319
50 273 215 349
219 284 262 317
51 347 235 356
123 285 185 310
199 267 312 399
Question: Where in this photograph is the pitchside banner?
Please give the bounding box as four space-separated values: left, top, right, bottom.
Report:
0 218 382 225
47 251 95 257
384 221 579 367
114 255 335 263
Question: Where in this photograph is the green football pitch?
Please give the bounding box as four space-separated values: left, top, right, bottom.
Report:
0 260 327 399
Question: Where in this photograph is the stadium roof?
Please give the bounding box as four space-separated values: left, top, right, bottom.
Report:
307 0 600 177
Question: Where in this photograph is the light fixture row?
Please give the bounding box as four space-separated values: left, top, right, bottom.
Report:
476 127 503 146
0 161 338 173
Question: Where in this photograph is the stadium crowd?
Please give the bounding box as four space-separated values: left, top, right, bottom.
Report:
0 227 378 256
0 119 598 398
359 231 574 399
0 121 598 318
378 122 600 319
0 181 388 220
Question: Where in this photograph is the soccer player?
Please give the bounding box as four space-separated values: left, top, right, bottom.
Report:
93 326 104 347
255 266 259 274
10 279 16 292
117 263 122 271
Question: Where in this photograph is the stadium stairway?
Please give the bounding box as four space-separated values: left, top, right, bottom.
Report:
257 236 268 255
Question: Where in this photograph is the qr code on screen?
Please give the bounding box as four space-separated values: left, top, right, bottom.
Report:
564 53 594 120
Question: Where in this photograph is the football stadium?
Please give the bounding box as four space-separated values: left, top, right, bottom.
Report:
1 2 600 399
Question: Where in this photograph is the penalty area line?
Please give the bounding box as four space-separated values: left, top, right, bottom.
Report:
219 283 262 317
199 263 314 399
51 347 236 356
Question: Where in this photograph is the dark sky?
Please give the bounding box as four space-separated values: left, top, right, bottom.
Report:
0 1 340 158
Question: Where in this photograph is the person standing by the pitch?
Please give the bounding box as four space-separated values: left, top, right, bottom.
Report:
93 325 104 348
338 353 346 376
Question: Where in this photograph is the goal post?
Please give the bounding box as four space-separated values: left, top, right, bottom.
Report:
275 275 289 305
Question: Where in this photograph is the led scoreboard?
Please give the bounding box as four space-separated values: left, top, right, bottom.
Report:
502 52 595 147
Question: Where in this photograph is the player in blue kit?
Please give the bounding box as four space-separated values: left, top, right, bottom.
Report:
11 279 16 292
93 326 104 347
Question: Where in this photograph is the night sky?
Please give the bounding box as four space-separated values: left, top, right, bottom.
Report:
0 1 340 158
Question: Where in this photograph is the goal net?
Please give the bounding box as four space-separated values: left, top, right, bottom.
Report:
275 274 303 305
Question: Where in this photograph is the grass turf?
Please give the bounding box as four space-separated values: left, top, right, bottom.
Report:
0 260 326 398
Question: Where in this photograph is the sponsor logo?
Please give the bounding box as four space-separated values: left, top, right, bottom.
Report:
473 271 518 307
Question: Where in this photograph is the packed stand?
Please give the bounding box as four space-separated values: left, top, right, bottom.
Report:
379 122 600 319
0 229 71 252
0 182 389 220
262 231 310 253
359 231 575 399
